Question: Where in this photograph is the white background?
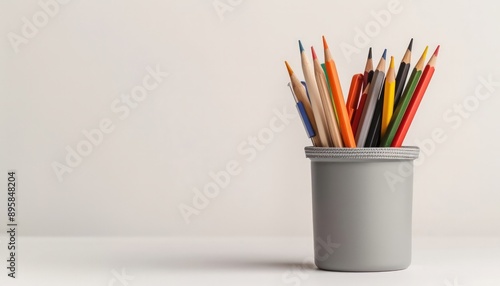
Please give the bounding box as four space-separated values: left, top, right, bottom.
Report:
1 0 499 239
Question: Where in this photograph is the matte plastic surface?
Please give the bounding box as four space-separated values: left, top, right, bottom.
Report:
305 147 419 271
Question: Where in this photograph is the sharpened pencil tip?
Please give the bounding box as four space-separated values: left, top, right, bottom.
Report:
390 56 395 69
284 61 293 76
322 36 328 49
368 47 372 59
433 45 440 56
408 38 413 51
422 46 429 58
415 46 429 68
298 40 304 53
382 49 387 59
311 46 317 60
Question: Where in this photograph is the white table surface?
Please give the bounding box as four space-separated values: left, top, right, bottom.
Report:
1 236 499 286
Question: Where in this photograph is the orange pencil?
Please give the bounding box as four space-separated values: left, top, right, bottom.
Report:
346 74 364 120
322 36 356 147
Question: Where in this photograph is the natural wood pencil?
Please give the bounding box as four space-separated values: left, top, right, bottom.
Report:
299 40 331 147
285 61 321 147
311 46 343 147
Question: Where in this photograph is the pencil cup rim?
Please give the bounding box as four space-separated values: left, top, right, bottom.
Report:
305 146 420 160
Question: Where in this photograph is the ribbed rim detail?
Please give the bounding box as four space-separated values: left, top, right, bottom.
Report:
305 146 420 160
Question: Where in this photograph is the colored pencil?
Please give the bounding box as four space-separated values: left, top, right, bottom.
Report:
287 83 316 140
365 79 385 147
322 36 357 147
312 46 343 147
299 40 331 147
394 39 413 106
354 48 374 127
346 74 364 121
351 83 370 135
285 61 321 147
355 49 386 147
380 46 428 147
381 56 396 137
363 47 374 90
391 45 439 147
321 63 339 123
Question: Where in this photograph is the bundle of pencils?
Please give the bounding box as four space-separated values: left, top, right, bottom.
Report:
285 37 439 148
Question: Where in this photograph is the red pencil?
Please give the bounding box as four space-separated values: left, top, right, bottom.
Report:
351 83 370 135
391 45 440 147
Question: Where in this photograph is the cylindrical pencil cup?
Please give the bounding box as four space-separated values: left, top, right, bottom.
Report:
305 146 420 272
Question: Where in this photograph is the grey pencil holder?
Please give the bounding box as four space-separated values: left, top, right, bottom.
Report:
305 146 420 272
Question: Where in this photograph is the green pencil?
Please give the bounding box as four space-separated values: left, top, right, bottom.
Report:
380 46 428 147
321 63 339 123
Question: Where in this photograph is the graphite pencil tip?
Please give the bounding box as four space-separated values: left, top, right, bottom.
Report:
311 46 317 60
284 61 293 76
322 35 329 49
298 40 304 53
408 38 413 51
382 49 387 59
433 45 440 56
368 47 372 59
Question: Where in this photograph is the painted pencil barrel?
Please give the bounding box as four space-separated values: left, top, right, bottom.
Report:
296 101 315 138
305 146 419 272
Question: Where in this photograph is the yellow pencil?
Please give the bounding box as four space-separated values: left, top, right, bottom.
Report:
382 56 396 137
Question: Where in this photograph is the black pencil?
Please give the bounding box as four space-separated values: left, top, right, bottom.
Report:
352 48 374 124
355 49 386 146
363 47 374 90
393 39 412 107
365 83 385 147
